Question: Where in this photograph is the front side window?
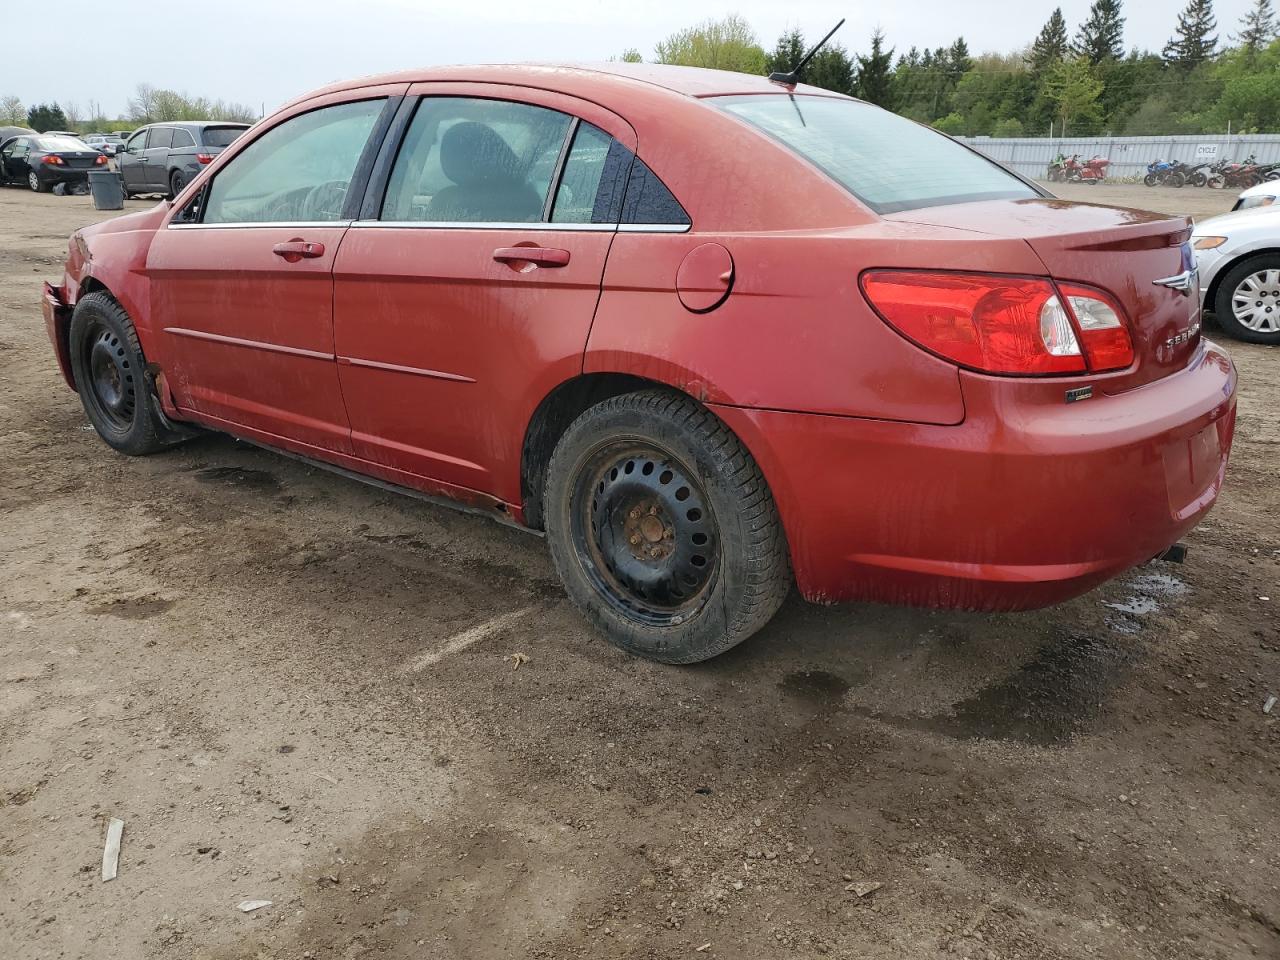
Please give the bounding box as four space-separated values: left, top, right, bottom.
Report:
202 99 384 224
714 95 1037 214
125 129 147 153
382 98 573 223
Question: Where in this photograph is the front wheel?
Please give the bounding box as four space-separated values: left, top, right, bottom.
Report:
1143 173 1158 187
1208 175 1225 189
544 390 791 664
1190 173 1207 187
1214 254 1280 344
68 292 188 455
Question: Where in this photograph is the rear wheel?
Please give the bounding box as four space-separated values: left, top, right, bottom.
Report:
28 171 47 192
168 169 184 199
1190 173 1207 187
1169 171 1186 187
544 390 791 664
1214 254 1280 345
68 292 187 455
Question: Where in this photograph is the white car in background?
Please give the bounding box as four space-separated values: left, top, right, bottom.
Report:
1194 201 1280 343
1232 180 1278 211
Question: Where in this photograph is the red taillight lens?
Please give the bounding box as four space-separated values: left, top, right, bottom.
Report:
94 154 107 165
861 271 1086 375
1057 283 1134 372
43 155 65 165
196 153 213 164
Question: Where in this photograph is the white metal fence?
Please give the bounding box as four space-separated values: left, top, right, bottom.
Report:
958 134 1280 180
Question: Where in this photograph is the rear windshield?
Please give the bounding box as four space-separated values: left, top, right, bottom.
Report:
34 137 88 151
202 125 248 148
714 95 1037 214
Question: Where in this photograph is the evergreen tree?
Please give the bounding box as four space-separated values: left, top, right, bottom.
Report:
1072 0 1126 63
1164 0 1218 68
1028 8 1070 74
857 29 896 106
765 28 805 76
948 37 973 77
1234 0 1277 52
26 103 67 132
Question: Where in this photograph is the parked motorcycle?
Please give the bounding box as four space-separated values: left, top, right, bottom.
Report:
1209 155 1262 189
1145 159 1185 187
1188 162 1216 188
1046 153 1068 182
1063 154 1109 184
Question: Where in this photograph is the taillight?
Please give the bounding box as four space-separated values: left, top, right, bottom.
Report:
43 155 65 165
861 271 1134 376
196 153 214 164
94 154 107 165
1057 283 1134 371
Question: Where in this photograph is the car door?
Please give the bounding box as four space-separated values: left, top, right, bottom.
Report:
145 89 404 453
119 128 148 191
1 138 29 182
331 86 637 503
142 126 173 190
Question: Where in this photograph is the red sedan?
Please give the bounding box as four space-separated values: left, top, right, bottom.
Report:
42 64 1236 663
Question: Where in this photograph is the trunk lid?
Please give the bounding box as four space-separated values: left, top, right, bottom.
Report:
886 198 1201 390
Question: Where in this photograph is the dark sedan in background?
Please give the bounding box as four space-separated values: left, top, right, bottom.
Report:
0 134 106 192
118 121 249 199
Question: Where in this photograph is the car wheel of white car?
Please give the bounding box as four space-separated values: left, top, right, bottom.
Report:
1215 254 1280 344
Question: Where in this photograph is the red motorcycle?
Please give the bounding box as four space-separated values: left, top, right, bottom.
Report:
1063 154 1109 184
1208 155 1262 189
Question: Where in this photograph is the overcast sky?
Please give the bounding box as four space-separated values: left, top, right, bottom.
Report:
6 0 1257 118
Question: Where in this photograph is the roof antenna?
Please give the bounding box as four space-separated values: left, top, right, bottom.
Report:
768 19 846 86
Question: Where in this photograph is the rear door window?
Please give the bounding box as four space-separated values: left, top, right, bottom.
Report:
381 97 573 223
148 127 174 149
714 95 1037 214
202 99 385 224
550 122 631 224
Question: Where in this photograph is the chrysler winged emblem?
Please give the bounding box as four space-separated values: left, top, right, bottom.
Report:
1152 268 1198 295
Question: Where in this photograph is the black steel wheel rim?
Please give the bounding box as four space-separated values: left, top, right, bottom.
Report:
83 323 136 432
571 442 720 626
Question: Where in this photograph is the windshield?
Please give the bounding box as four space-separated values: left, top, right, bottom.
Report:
203 125 248 148
714 95 1037 214
35 137 88 152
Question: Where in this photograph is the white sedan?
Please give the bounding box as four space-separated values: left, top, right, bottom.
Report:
1232 179 1279 212
1193 201 1280 343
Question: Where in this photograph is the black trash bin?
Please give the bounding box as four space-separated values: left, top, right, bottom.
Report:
88 170 124 211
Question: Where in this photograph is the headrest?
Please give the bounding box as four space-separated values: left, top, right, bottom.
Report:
440 122 521 187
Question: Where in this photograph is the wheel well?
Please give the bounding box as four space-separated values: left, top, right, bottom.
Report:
1205 248 1280 311
520 373 668 529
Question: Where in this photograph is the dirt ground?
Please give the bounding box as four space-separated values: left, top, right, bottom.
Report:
0 181 1276 960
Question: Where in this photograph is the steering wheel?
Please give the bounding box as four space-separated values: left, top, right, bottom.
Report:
303 180 348 220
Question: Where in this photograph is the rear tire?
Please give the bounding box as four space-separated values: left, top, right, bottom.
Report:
1213 254 1280 345
68 292 187 455
1169 171 1186 188
29 171 47 192
544 389 791 664
168 169 184 200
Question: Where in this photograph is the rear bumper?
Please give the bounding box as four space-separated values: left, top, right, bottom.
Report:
36 167 95 184
713 341 1237 609
42 282 76 390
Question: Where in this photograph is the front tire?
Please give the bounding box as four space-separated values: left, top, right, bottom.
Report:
544 390 791 664
68 292 186 455
1214 254 1280 344
1143 173 1158 187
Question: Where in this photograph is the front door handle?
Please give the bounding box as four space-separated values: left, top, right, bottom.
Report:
272 239 326 262
492 246 571 268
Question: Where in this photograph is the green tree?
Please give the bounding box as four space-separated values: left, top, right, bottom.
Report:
615 47 643 63
765 28 805 76
1043 57 1105 133
653 14 767 74
992 117 1026 136
1073 0 1126 63
1028 8 1070 75
1164 0 1218 68
26 103 67 132
1 95 25 126
857 29 895 105
764 27 854 94
1234 0 1277 53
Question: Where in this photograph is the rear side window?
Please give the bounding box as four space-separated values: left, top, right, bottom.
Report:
171 129 195 149
148 127 174 149
203 126 247 148
621 158 689 226
382 97 573 223
715 95 1037 214
551 123 630 224
203 99 384 224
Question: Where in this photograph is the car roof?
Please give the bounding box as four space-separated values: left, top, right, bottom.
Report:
286 62 847 110
144 121 251 129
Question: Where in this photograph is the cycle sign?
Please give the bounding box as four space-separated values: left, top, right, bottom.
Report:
1195 143 1220 160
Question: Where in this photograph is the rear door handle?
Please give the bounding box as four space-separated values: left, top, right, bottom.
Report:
492 246 571 268
272 239 326 262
